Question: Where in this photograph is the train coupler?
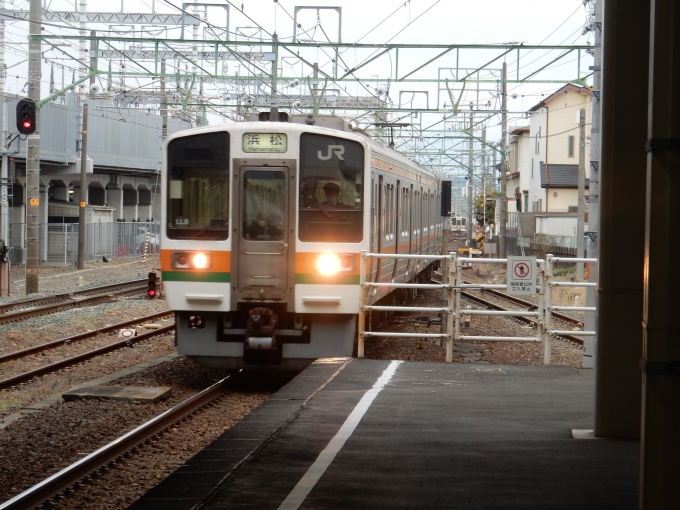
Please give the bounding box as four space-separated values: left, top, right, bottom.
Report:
245 307 279 352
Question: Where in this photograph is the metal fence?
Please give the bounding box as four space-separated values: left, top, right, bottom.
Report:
358 251 598 365
8 222 160 265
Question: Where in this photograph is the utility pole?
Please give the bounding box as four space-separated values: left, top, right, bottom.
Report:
584 0 601 369
467 106 474 248
481 127 487 234
499 62 508 258
160 60 167 139
77 32 95 269
25 0 41 294
271 33 278 105
77 102 88 269
576 108 586 278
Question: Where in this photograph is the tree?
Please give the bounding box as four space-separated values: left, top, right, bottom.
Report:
474 191 499 227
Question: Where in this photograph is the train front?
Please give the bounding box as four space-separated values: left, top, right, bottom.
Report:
160 121 368 370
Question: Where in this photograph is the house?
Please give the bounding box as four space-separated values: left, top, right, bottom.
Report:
526 83 593 212
507 126 533 213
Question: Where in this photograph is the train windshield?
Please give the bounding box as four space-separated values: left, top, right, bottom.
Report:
166 132 230 240
299 133 364 242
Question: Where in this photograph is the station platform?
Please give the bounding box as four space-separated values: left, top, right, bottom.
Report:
131 358 639 510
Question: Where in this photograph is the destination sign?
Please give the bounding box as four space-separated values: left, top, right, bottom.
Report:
242 133 288 153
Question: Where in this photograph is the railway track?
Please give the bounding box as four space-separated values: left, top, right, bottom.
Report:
460 283 585 346
0 312 175 390
0 279 149 324
431 270 585 345
0 374 233 510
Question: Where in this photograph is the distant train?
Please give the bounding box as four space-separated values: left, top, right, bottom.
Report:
160 112 442 369
450 215 468 237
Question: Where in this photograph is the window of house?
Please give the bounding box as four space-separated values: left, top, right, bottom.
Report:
535 127 541 155
568 135 575 158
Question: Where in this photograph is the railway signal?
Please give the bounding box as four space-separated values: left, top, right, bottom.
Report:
147 271 158 299
16 99 37 135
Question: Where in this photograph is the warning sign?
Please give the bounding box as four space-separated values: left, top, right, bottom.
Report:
507 256 537 295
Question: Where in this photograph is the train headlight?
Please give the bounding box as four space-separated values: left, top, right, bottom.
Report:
316 253 341 276
192 252 209 269
171 251 212 270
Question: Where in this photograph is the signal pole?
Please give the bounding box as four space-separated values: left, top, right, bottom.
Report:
25 0 42 293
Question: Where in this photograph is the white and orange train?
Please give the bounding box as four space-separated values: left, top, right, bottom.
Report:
160 112 443 369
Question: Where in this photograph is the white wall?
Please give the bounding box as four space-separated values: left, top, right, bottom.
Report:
526 87 593 213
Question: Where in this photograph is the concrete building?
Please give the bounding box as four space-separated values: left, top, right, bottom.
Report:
1 93 191 263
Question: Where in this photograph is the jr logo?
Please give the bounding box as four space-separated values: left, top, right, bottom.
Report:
317 145 345 161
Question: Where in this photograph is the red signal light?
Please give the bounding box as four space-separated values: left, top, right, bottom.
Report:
147 271 158 299
16 99 37 135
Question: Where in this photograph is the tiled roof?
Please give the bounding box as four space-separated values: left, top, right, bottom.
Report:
540 162 590 188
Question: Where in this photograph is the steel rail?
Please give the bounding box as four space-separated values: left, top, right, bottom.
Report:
0 282 149 324
0 311 173 363
459 289 584 346
0 325 175 391
0 279 148 317
473 283 584 327
0 374 232 510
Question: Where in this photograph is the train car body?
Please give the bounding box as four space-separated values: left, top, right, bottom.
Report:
160 113 442 370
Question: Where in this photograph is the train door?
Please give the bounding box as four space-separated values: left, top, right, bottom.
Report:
234 166 291 299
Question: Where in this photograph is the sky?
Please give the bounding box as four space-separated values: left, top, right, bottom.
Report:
0 0 596 174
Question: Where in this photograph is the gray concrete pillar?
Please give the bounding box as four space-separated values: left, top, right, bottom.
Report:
106 187 123 221
53 186 69 202
595 0 649 439
152 190 161 223
640 0 680 506
123 187 138 222
72 185 88 205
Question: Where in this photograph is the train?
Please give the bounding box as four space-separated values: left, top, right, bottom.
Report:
160 111 443 370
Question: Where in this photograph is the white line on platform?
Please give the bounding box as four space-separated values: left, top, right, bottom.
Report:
277 360 403 510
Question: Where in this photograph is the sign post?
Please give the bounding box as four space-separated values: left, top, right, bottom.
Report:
507 256 537 295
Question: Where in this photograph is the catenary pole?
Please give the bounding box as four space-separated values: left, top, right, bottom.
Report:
0 0 7 251
499 62 508 258
467 107 474 248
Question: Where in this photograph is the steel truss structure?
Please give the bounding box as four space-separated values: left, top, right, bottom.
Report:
31 33 592 177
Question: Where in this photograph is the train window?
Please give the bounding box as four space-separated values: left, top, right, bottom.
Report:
166 132 230 240
242 171 285 241
299 133 364 242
